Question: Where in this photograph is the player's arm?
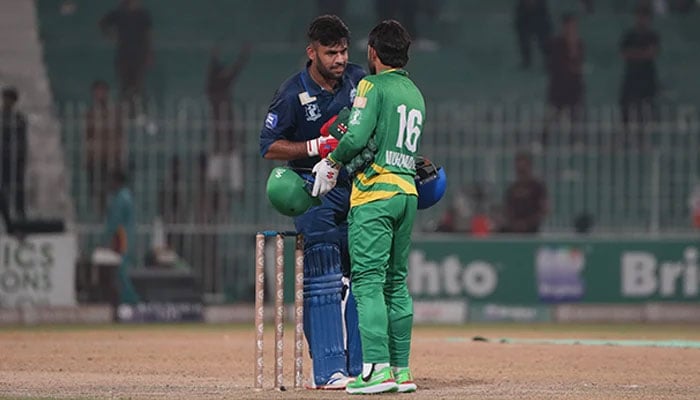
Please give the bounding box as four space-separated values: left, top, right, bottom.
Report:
328 79 379 165
264 139 310 161
260 92 303 160
260 92 337 161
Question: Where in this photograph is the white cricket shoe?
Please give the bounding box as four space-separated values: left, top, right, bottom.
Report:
306 371 353 390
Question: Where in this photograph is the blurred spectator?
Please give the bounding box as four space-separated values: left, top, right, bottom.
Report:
436 184 492 235
205 45 250 202
619 5 660 135
85 80 124 216
574 212 594 234
1 87 27 219
100 0 153 104
206 44 251 162
317 0 347 18
503 151 548 233
544 13 585 144
436 187 470 233
103 170 139 304
514 0 552 69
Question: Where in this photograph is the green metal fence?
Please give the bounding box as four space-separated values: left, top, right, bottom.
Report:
58 100 700 301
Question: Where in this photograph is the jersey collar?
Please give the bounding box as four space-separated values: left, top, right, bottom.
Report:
380 68 408 76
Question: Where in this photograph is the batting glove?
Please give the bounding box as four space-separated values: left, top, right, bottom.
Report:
306 135 339 158
311 158 340 197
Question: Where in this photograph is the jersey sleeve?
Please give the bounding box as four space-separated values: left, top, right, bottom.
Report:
329 78 379 165
259 91 296 157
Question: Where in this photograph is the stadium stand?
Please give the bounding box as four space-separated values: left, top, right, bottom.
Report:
33 0 700 301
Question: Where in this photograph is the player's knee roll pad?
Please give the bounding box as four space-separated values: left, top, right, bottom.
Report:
303 243 347 385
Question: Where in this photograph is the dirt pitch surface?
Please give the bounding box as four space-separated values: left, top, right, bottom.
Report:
1 323 700 400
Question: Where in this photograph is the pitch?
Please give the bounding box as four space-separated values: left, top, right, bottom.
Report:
1 323 699 399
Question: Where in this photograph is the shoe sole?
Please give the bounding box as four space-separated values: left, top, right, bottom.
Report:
305 384 348 390
315 383 348 390
346 381 398 395
305 380 351 390
398 382 417 393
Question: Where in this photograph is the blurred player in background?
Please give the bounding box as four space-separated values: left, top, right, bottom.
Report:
103 170 139 305
259 15 363 389
312 19 424 394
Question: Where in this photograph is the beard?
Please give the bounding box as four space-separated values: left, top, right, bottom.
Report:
315 60 344 81
368 58 376 75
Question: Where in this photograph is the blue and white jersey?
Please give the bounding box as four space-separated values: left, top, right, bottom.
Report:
260 62 365 172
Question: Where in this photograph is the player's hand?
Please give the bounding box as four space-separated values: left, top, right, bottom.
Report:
306 136 339 157
320 115 338 137
320 107 350 139
312 158 340 197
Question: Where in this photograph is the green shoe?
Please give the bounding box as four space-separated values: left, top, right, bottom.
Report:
394 368 417 393
346 365 399 395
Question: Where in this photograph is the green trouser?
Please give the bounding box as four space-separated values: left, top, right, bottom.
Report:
348 193 417 367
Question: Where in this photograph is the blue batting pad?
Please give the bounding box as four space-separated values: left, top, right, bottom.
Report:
303 243 347 385
344 286 362 377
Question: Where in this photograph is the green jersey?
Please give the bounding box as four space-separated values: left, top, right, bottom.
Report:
329 69 426 208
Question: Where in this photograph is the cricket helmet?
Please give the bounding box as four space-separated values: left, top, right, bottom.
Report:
266 167 321 216
415 156 447 210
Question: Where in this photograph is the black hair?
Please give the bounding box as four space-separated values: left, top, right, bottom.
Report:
307 15 350 47
368 20 411 68
91 80 109 90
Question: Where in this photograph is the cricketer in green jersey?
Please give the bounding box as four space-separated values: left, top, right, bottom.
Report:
312 20 424 395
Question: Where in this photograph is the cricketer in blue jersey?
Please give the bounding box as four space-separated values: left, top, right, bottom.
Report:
259 15 364 389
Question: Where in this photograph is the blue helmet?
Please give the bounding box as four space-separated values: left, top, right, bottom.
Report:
415 156 447 210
